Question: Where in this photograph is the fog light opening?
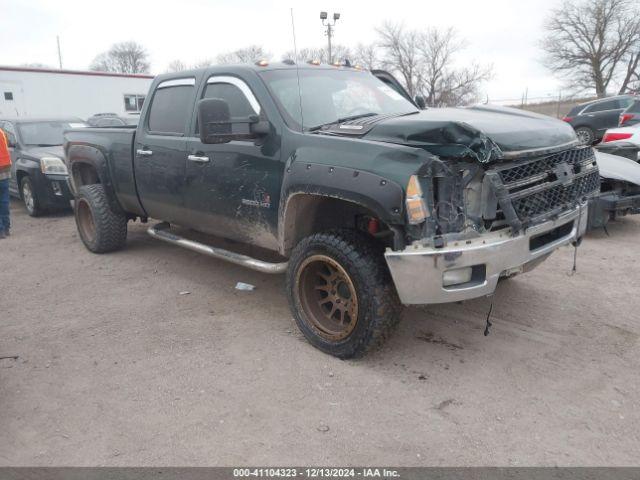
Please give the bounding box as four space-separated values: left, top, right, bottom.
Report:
443 267 473 287
51 181 63 196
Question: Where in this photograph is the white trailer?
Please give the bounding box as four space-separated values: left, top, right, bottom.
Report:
0 66 153 120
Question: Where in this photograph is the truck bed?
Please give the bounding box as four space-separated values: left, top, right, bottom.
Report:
65 127 145 216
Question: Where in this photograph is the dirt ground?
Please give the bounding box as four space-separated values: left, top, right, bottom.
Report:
1 198 639 467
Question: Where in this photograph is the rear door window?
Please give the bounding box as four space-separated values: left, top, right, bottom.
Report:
584 99 619 113
147 79 196 134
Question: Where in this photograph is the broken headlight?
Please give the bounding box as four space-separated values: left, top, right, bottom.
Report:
405 175 428 225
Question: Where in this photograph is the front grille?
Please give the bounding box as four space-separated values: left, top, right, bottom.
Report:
499 147 595 185
488 146 599 225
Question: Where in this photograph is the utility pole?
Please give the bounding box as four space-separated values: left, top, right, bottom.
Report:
56 36 63 69
320 11 340 63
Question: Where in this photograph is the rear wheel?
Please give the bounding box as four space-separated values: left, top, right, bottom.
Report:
21 176 43 217
286 230 402 358
575 126 595 145
75 184 127 253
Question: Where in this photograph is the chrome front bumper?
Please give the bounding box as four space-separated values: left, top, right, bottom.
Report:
385 203 588 305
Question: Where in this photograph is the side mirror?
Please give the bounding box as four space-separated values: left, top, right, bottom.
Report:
414 95 426 109
198 98 269 144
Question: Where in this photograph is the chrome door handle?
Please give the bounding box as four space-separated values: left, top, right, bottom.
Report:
187 154 210 163
136 149 153 157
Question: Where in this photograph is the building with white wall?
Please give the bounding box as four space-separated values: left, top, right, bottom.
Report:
0 66 153 120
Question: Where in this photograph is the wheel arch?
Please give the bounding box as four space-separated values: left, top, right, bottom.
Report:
67 144 123 214
278 162 406 256
279 192 402 257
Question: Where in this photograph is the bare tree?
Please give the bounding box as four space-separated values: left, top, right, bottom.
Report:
418 28 493 107
216 45 271 64
90 41 150 74
619 45 640 93
376 23 491 105
352 43 381 70
541 0 640 97
192 59 215 69
376 23 423 97
282 45 352 64
166 60 188 72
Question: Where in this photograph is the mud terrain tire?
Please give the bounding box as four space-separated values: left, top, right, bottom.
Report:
75 184 127 253
287 230 402 358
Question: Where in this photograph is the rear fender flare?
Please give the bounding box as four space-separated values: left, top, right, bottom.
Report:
67 144 124 213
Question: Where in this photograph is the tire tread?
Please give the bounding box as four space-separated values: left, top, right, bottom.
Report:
286 229 402 358
75 184 127 253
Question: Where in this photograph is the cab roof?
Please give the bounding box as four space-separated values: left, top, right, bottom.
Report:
155 62 371 82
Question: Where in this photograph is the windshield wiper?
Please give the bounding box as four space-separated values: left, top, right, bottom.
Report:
33 143 62 147
307 112 379 132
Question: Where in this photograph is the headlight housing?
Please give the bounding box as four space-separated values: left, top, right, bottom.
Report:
405 175 428 224
40 157 68 175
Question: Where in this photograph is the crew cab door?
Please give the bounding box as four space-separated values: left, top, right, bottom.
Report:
184 75 282 251
134 77 196 224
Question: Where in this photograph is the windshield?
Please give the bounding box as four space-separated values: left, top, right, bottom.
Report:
17 121 88 146
260 69 418 131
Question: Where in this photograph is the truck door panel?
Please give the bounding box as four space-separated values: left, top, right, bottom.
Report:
184 76 282 251
134 78 196 224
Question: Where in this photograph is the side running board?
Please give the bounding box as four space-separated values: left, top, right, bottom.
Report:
147 222 288 274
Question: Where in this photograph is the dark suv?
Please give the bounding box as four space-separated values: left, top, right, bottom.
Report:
563 95 636 145
619 98 640 128
0 117 85 216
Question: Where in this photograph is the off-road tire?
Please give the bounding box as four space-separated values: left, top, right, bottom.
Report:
286 230 402 359
20 176 43 217
74 184 127 253
575 126 595 145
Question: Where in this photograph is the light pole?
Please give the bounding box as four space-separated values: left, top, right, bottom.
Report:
320 11 340 63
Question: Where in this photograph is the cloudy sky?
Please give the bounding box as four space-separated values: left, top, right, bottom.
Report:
1 0 565 103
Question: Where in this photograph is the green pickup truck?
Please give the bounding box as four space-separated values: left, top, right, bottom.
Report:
64 62 599 358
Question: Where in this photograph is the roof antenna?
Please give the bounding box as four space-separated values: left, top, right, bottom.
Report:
290 8 305 133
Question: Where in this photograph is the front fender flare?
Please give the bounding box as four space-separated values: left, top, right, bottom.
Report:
281 161 405 224
278 161 406 255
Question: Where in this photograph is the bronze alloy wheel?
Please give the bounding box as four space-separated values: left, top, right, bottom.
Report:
76 198 96 244
296 254 359 341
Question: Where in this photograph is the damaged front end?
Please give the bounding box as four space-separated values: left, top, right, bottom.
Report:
380 121 600 305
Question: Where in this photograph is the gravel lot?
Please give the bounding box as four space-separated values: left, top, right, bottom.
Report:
1 198 639 466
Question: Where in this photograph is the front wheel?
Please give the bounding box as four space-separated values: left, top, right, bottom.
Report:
74 184 127 253
21 176 43 217
286 230 402 358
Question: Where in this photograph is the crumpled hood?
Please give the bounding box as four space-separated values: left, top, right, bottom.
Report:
363 105 578 163
595 150 640 185
22 145 65 160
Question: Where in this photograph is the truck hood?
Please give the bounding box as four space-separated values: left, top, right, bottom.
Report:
595 150 640 185
358 105 578 163
22 145 65 160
